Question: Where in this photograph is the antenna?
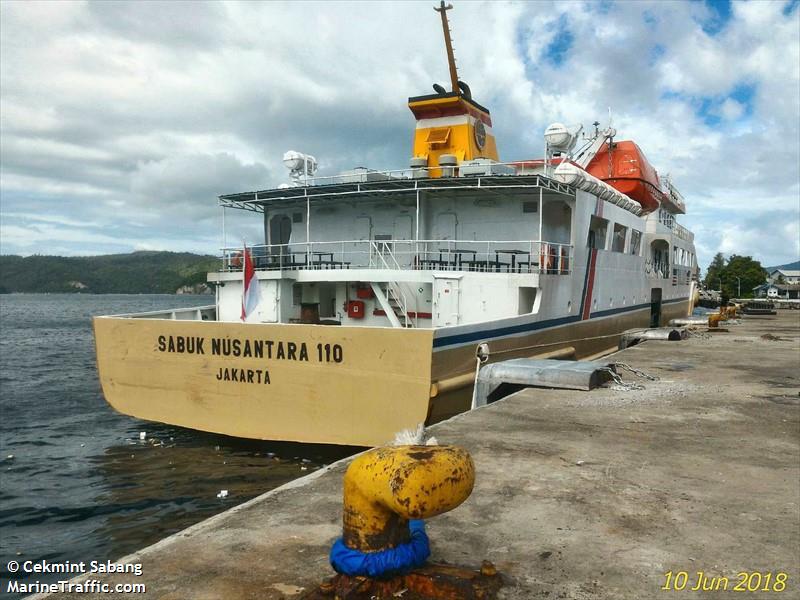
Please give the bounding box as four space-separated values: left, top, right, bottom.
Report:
434 1 460 94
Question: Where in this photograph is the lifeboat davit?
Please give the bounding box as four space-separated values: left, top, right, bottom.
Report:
585 140 665 214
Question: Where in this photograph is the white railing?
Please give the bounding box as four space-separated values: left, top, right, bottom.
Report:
221 239 574 276
673 222 694 242
105 305 216 320
369 241 417 327
276 161 544 188
655 209 694 242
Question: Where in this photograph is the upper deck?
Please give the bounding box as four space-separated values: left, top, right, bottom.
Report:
218 167 580 278
218 167 574 213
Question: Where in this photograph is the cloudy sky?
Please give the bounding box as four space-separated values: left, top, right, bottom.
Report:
1 0 798 270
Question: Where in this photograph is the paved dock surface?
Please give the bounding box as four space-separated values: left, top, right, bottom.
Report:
38 313 799 599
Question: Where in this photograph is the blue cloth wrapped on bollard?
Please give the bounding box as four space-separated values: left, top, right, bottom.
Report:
329 519 430 577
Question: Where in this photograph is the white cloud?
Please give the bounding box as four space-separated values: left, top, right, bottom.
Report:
0 0 798 270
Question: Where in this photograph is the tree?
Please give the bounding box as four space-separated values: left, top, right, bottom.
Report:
704 252 725 289
775 274 787 285
720 255 767 300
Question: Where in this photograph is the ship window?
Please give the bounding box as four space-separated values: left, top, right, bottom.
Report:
587 215 608 250
611 223 627 253
292 212 303 224
630 230 642 256
523 201 538 213
292 284 302 306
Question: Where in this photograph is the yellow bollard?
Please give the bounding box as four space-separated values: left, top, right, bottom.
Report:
342 445 474 552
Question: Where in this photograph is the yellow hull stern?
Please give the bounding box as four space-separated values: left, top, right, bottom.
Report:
93 318 434 447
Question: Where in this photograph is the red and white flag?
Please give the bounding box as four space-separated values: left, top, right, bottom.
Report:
240 244 260 321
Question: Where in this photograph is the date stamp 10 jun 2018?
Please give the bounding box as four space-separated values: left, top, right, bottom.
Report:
661 571 789 593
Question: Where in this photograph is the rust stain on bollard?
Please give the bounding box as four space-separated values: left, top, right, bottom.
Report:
342 445 475 552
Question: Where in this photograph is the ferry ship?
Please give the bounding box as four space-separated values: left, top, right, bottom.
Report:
93 3 697 446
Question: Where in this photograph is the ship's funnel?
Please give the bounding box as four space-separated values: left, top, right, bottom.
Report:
408 1 499 177
407 93 498 177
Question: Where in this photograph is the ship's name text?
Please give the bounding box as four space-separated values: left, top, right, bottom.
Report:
156 335 343 363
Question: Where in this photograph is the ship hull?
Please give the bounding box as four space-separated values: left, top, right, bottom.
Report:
94 297 690 447
93 317 434 447
428 296 691 421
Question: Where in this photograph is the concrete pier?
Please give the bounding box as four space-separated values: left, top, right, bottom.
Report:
38 312 799 599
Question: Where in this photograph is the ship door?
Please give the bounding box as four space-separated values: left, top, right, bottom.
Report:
270 215 292 244
650 287 662 328
433 276 461 327
434 212 457 240
269 215 292 263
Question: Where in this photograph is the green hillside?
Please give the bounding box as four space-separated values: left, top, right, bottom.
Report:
0 251 219 294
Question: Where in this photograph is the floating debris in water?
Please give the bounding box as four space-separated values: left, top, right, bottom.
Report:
217 490 229 499
6 455 14 460
139 432 146 441
576 460 585 466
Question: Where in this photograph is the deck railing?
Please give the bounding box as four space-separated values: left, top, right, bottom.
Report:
655 209 694 242
103 305 216 320
672 222 694 242
221 240 573 275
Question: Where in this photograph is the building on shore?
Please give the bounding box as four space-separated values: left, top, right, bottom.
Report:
753 283 800 300
767 268 800 285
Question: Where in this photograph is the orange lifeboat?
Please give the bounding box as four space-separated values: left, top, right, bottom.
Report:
585 140 664 214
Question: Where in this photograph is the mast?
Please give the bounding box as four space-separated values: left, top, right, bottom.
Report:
434 1 460 94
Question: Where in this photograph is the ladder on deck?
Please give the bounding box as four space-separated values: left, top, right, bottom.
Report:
369 242 417 328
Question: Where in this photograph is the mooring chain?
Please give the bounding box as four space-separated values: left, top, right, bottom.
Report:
686 329 711 340
601 367 646 391
612 362 660 381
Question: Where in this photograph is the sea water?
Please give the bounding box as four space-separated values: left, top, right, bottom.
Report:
0 294 356 596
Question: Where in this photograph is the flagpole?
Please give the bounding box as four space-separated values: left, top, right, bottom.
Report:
241 239 247 322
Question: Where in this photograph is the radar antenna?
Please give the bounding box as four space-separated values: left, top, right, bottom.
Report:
434 1 460 94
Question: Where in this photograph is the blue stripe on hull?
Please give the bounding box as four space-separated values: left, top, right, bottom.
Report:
432 296 689 349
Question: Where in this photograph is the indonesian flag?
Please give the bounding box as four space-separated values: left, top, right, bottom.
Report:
240 244 260 321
